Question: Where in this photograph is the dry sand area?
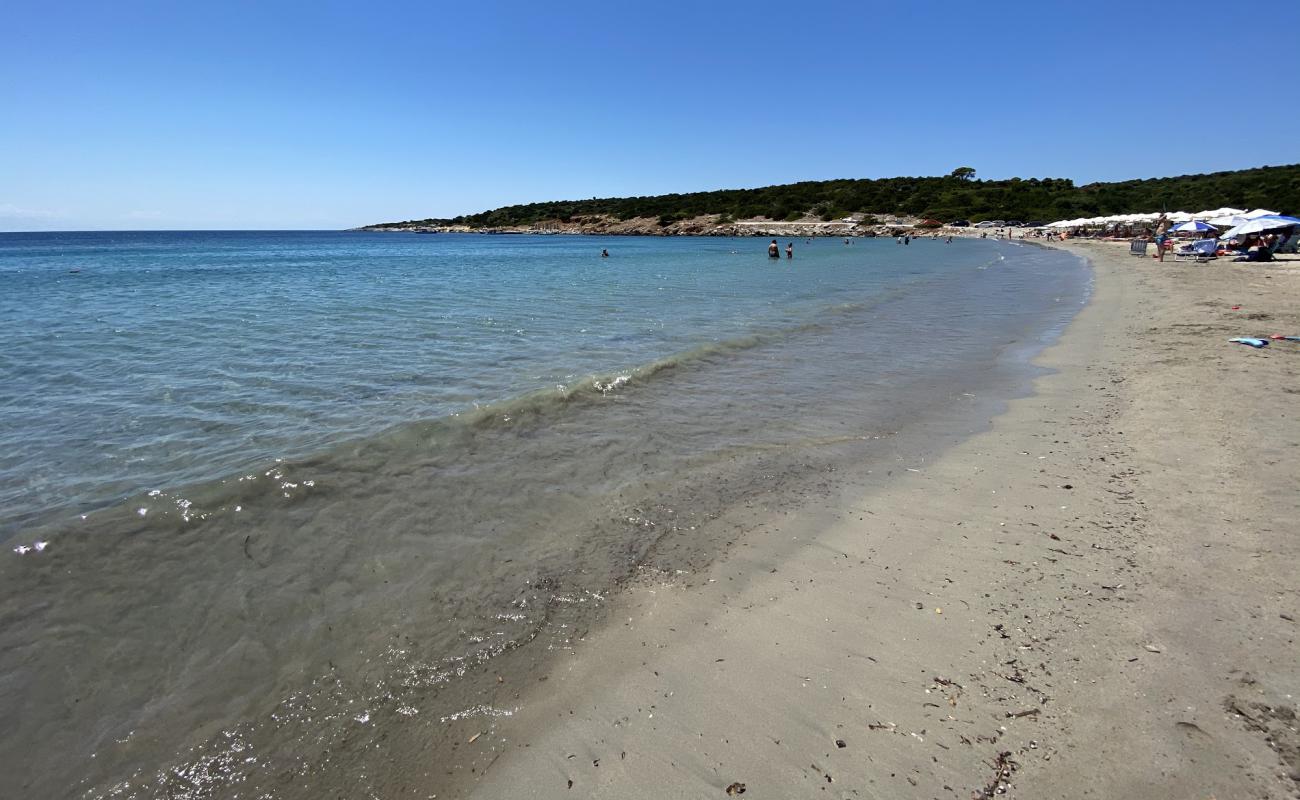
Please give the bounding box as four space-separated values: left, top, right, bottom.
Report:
454 242 1299 799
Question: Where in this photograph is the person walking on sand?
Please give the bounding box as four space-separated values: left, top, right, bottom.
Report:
768 239 780 259
1154 215 1171 262
785 242 793 260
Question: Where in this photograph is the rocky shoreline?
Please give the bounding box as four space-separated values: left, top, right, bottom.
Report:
354 213 943 238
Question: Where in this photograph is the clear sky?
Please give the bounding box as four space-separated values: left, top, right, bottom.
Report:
3 0 1296 230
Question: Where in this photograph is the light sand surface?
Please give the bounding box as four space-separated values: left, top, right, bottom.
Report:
449 243 1299 799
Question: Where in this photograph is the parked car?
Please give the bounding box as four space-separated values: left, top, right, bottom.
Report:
974 221 998 228
949 219 971 227
1004 220 1024 228
1022 220 1046 228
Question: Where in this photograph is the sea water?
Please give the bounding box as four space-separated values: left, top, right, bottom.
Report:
0 231 1088 798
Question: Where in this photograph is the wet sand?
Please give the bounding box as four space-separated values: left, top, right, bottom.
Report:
445 242 1300 798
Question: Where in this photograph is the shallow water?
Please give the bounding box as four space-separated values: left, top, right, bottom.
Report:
0 232 1088 798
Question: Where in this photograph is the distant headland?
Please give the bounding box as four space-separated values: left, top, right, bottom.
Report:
354 164 1300 236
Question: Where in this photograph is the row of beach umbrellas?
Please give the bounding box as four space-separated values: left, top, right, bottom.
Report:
1046 208 1300 239
1046 208 1262 228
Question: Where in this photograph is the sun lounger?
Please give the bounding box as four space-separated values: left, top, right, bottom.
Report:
1173 239 1217 262
1129 240 1148 257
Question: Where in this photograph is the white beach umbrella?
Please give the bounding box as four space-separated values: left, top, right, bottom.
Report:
1221 215 1300 238
1243 208 1280 219
1208 214 1247 227
1166 211 1194 222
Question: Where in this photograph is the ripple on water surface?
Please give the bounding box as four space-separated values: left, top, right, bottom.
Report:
0 233 1089 798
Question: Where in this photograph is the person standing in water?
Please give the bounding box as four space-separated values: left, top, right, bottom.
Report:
768 239 780 259
785 242 793 260
600 248 609 258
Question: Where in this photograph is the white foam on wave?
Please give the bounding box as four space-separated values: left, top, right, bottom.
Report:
594 374 632 395
439 704 516 723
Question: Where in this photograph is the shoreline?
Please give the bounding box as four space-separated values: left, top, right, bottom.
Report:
353 217 1009 238
3 238 1087 799
443 242 1300 798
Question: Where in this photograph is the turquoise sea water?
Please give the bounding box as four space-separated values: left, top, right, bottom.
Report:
0 232 1011 531
0 231 1088 798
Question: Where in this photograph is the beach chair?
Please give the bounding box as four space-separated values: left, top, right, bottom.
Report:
1174 239 1217 263
1129 240 1148 257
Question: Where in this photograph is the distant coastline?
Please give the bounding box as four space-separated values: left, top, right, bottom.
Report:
352 213 928 238
354 163 1300 236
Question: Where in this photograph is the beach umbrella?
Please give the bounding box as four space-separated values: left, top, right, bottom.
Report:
1208 214 1248 227
1194 207 1245 219
1221 215 1300 238
1243 208 1280 219
1171 220 1218 233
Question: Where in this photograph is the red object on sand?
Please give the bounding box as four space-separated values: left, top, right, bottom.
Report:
1230 305 1241 310
1270 334 1286 340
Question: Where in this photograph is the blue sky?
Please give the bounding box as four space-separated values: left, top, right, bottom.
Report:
2 0 1295 230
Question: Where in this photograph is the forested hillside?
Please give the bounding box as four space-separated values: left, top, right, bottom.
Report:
365 164 1300 229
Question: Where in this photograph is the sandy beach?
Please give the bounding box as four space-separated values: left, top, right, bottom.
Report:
441 242 1300 798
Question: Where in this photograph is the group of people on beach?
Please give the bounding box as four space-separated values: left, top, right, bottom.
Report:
1148 214 1284 263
